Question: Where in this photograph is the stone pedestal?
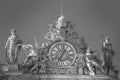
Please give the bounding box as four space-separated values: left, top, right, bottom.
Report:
0 64 9 72
8 64 18 71
0 64 23 76
0 64 18 72
79 68 83 75
4 74 112 80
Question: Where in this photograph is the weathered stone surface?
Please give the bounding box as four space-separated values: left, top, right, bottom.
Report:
3 71 23 76
0 64 9 72
1 74 111 80
8 64 18 71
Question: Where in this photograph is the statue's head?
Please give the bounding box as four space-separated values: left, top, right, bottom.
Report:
11 29 16 36
105 36 110 43
57 15 67 29
86 47 94 55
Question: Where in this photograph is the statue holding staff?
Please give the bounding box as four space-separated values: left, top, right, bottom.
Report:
102 36 115 74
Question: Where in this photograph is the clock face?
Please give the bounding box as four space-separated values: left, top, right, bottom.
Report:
49 41 76 68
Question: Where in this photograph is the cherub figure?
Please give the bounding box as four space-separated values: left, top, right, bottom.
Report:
22 44 38 65
45 23 61 41
5 29 22 64
85 47 104 75
28 43 48 73
45 15 67 42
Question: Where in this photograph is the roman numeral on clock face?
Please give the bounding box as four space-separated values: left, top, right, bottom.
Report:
56 60 71 66
66 47 71 51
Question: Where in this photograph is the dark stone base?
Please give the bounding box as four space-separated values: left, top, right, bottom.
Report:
1 74 112 80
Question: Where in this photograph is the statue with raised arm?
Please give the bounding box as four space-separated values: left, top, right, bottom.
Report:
102 36 115 74
85 47 104 76
22 43 48 73
5 29 22 64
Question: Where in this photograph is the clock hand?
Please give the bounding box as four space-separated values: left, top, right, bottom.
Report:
58 49 66 61
57 44 64 58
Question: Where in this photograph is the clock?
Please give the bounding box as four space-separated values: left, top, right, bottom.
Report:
49 41 77 68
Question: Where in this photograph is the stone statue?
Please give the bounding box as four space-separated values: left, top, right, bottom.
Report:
85 47 104 76
22 43 48 73
45 15 79 42
29 44 48 73
56 15 66 29
22 44 38 65
102 36 115 75
59 20 79 41
5 29 22 64
44 23 61 42
80 37 88 54
44 15 68 42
